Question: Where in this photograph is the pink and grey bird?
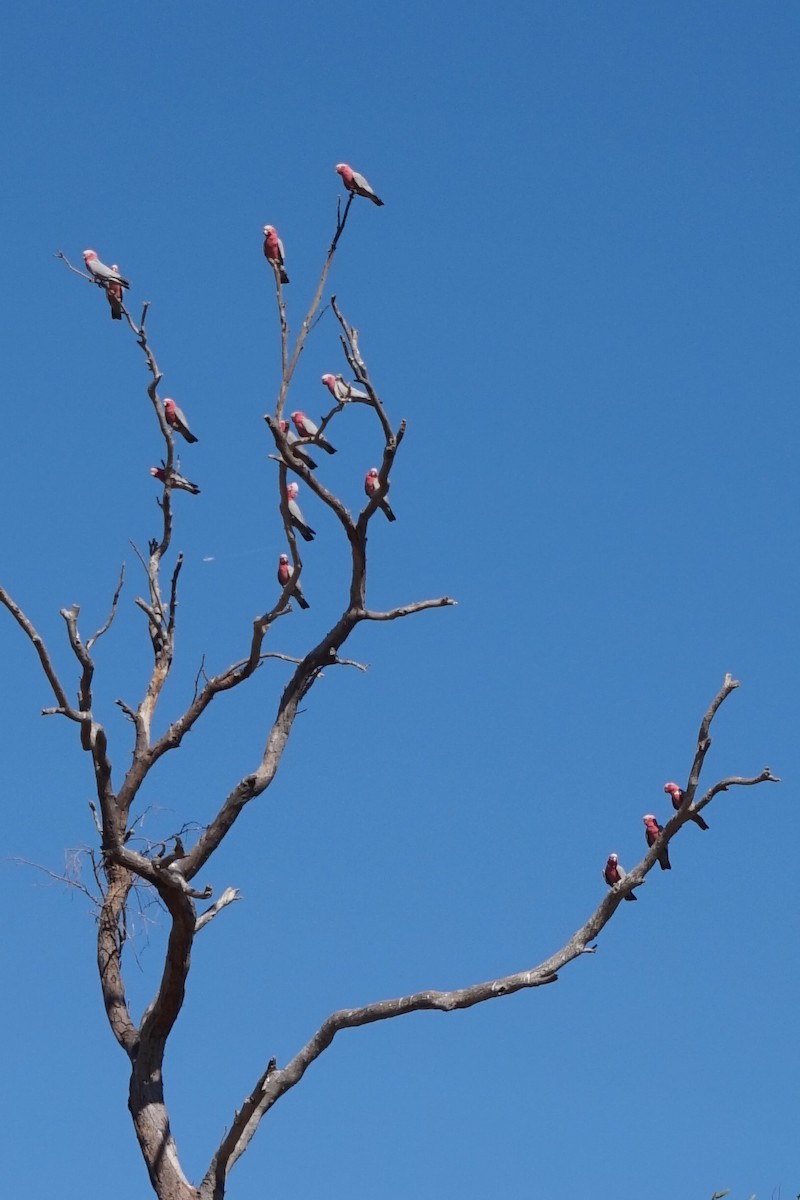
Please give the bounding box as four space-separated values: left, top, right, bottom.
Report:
164 398 198 444
603 853 637 900
643 814 671 871
321 373 370 403
262 225 289 284
364 466 396 522
286 482 315 542
82 250 130 290
279 420 318 470
277 553 309 609
335 163 384 206
105 265 123 320
290 411 336 455
150 466 201 496
664 781 709 831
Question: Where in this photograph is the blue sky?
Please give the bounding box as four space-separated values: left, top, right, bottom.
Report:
1 2 797 1197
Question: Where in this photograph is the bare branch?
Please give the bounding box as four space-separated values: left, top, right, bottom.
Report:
128 539 150 576
0 587 79 717
192 654 209 701
331 654 369 672
696 768 780 814
274 193 354 421
270 261 289 379
167 554 184 640
195 887 242 933
138 884 196 1053
88 799 102 835
201 676 777 1181
60 604 95 742
135 596 164 632
685 672 739 801
87 564 126 650
359 597 458 621
203 1060 279 1195
218 738 776 1172
54 250 95 283
331 296 395 444
97 865 139 1056
115 599 293 816
115 698 139 723
8 855 102 907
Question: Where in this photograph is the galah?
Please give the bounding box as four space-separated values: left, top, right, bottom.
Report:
277 553 309 609
164 398 198 444
664 781 709 831
643 814 671 871
603 853 637 900
290 411 336 455
279 420 318 470
335 163 384 207
364 466 396 522
150 466 201 496
263 225 289 284
286 482 315 542
321 373 370 403
105 265 123 320
82 250 130 289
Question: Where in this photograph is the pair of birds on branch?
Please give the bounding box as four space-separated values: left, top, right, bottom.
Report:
281 464 394 541
149 398 200 494
603 783 709 898
277 461 395 612
82 249 128 320
263 162 384 283
283 408 395 519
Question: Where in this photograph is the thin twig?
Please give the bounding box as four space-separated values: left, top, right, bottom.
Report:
8 855 102 907
87 564 126 651
53 251 95 283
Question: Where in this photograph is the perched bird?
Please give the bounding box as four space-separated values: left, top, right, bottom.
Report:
335 163 384 206
364 466 396 522
279 420 318 470
105 265 123 320
603 853 637 900
643 814 671 870
286 482 315 542
290 411 336 455
82 250 130 289
321 373 369 403
164 398 198 444
150 466 201 495
263 225 289 284
277 553 309 609
664 781 709 831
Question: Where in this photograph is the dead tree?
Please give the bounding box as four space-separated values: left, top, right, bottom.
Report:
0 194 779 1200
